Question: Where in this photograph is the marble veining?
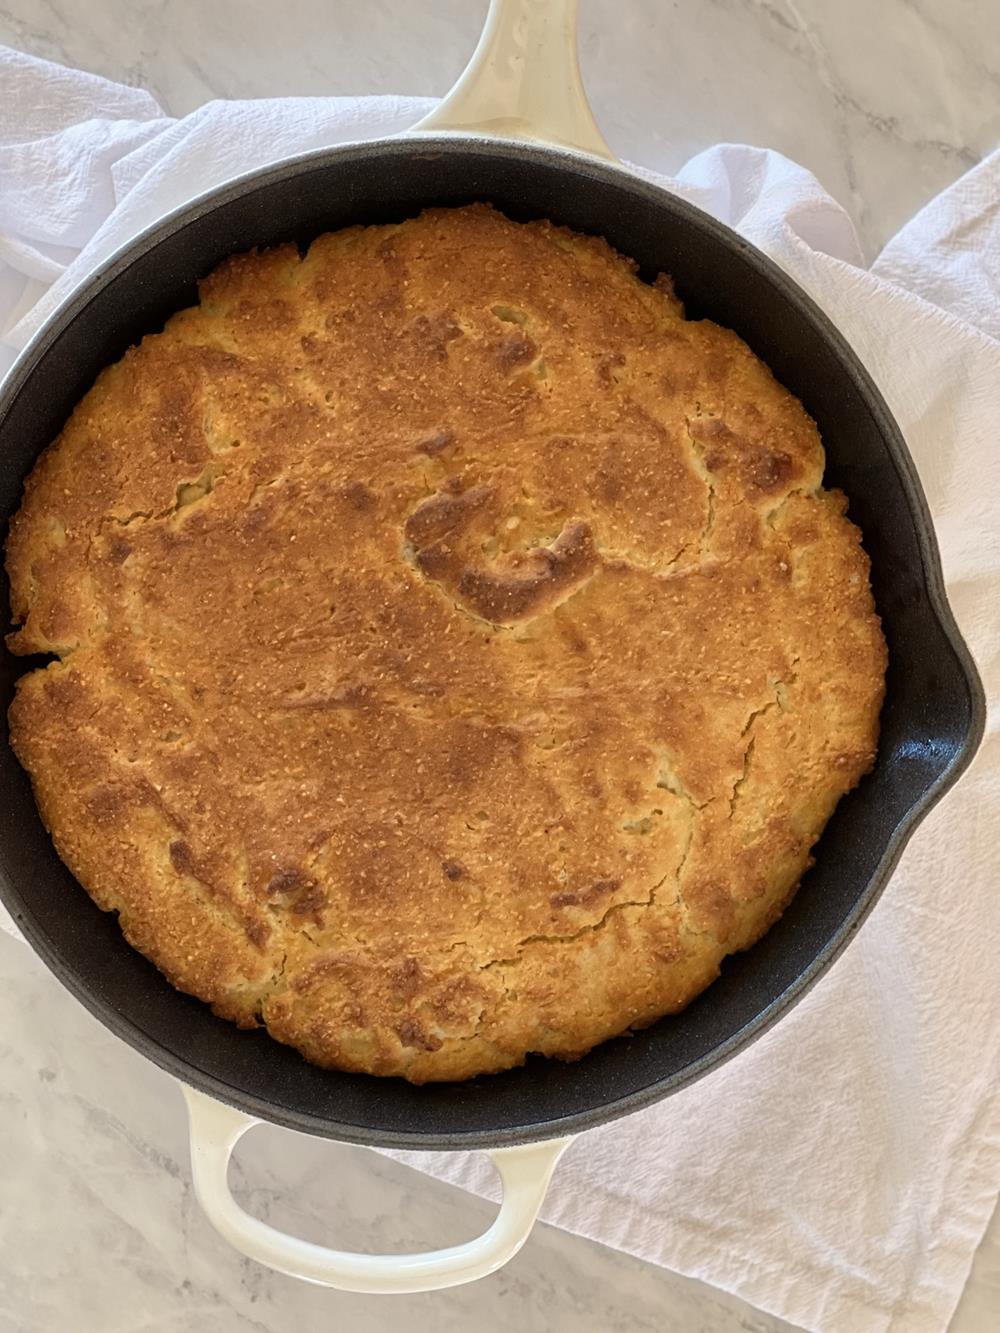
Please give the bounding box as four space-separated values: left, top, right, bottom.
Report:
0 2 997 1330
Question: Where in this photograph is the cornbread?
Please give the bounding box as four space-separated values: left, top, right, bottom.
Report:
6 204 886 1082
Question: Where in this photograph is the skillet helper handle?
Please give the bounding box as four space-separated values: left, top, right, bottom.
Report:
182 1086 574 1294
411 0 613 159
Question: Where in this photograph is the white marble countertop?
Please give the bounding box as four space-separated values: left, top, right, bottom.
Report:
4 0 1000 258
0 3 997 1331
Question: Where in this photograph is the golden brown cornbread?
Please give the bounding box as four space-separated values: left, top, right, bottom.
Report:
6 204 886 1082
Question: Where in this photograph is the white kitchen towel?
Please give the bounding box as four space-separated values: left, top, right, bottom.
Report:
0 47 997 1333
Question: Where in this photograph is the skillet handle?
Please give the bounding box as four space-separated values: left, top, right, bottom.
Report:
181 1085 574 1293
410 0 614 160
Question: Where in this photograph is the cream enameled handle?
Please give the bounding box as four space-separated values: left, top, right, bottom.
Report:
411 0 614 159
182 1086 574 1294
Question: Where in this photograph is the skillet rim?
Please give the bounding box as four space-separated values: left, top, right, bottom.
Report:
0 135 986 1149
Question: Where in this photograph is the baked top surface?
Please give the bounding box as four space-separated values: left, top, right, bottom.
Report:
7 204 886 1082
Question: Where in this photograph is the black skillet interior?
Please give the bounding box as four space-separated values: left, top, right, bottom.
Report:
0 139 985 1150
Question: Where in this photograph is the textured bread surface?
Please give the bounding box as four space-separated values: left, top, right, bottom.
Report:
7 204 886 1082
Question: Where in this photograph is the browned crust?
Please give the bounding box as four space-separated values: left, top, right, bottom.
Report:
6 204 886 1082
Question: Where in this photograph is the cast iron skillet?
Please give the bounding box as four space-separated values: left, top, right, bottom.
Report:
0 0 985 1292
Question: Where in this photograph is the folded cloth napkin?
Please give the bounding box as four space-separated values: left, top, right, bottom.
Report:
0 46 997 1333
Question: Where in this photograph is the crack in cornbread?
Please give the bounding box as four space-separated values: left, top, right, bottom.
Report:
6 204 886 1081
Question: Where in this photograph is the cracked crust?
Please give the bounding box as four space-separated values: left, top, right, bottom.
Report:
6 204 886 1082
